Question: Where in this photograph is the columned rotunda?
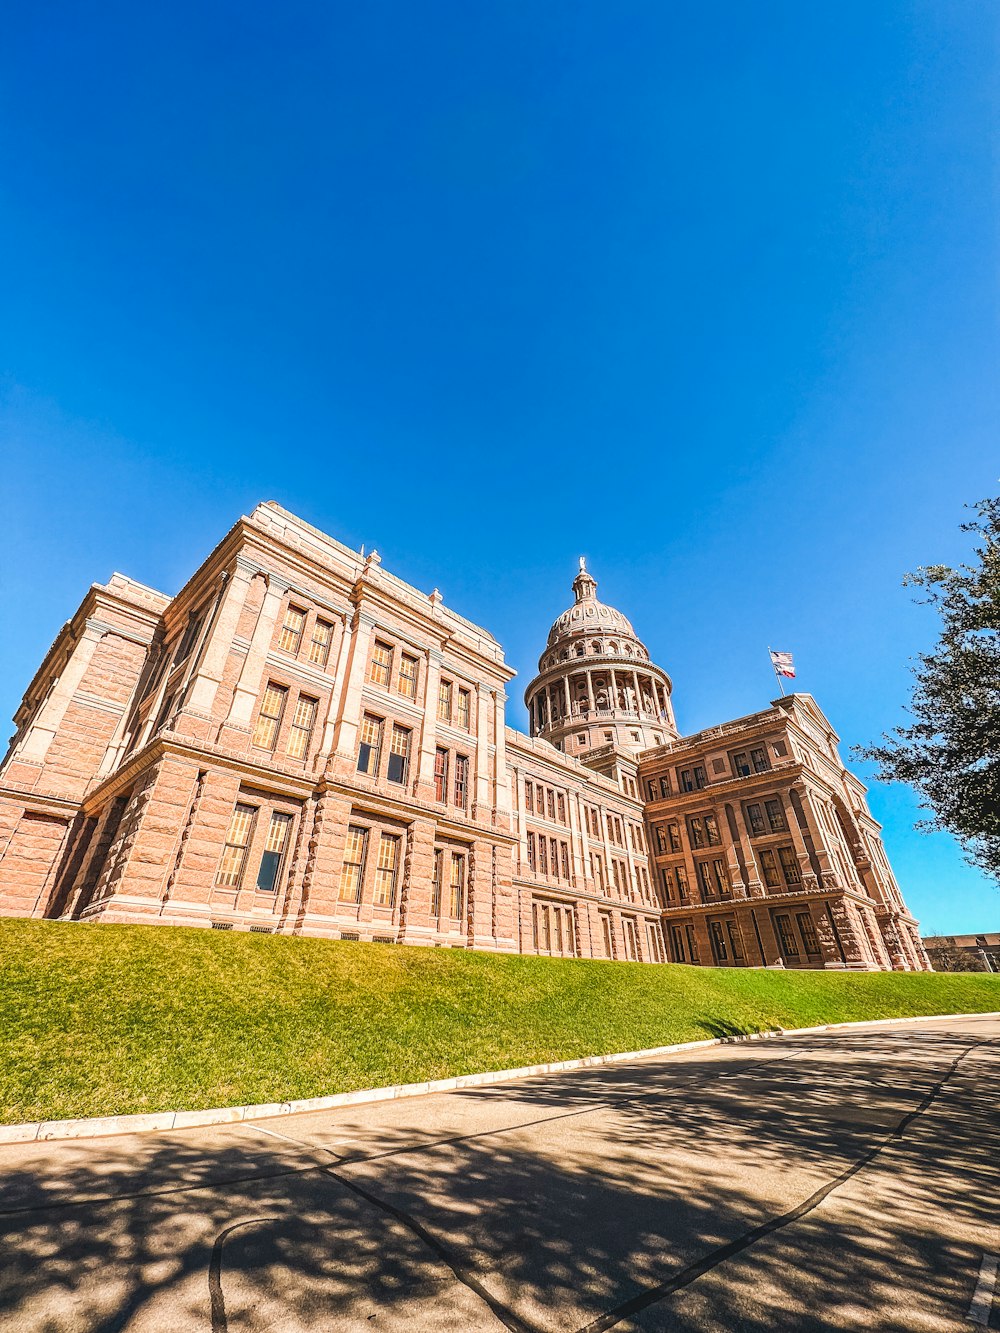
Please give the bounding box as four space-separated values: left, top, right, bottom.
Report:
524 559 678 760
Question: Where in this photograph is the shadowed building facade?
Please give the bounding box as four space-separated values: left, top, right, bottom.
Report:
0 502 929 970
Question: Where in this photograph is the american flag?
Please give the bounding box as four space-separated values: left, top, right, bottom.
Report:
769 649 795 679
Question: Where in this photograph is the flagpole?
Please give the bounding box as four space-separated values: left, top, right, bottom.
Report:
768 646 786 697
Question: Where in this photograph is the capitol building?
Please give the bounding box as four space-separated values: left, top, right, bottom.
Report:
0 502 929 971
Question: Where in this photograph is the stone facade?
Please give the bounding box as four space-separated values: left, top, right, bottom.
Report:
0 502 929 969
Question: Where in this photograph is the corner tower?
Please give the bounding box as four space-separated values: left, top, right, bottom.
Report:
524 559 678 760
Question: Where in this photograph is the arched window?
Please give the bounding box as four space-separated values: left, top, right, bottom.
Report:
608 641 618 654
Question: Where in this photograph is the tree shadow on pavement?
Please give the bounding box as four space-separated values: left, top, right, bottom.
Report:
0 1027 996 1332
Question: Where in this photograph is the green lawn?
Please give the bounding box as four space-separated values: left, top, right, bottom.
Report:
2 918 998 1125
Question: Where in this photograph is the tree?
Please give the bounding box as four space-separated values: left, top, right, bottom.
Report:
856 495 1000 886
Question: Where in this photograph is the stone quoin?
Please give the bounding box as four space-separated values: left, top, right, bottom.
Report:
0 502 929 970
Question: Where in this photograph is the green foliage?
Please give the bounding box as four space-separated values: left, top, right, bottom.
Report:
856 495 1000 884
1 920 998 1125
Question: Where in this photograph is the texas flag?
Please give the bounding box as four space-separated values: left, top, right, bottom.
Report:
769 649 796 679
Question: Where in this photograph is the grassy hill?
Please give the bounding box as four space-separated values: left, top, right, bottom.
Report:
2 918 998 1125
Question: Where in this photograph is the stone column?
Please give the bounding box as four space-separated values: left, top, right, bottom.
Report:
329 611 377 776
316 616 351 761
827 899 869 968
566 790 587 887
415 649 443 801
632 670 643 716
473 685 491 819
219 572 289 739
184 560 257 721
493 694 511 820
16 623 104 764
780 785 819 891
585 670 595 715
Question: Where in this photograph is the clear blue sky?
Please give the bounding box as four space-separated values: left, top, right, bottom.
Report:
2 3 997 933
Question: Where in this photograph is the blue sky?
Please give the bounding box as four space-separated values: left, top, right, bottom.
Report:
2 2 996 933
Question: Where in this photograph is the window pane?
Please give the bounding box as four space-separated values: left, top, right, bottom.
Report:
357 714 383 775
457 689 470 730
339 825 368 902
438 680 452 723
449 853 465 918
373 833 400 906
434 747 449 801
454 754 469 807
279 606 306 654
397 653 418 698
370 641 392 687
252 683 287 750
308 619 333 666
256 812 292 891
287 695 318 760
217 803 257 887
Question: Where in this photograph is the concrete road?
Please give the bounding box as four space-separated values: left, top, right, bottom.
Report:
1 1015 998 1332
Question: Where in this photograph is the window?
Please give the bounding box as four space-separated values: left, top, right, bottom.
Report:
670 924 686 962
457 688 471 730
279 606 306 654
592 852 605 891
680 769 694 792
454 754 469 808
751 747 770 774
557 794 566 823
704 814 721 846
525 780 534 814
217 803 257 887
373 833 401 906
387 725 411 784
546 789 556 821
711 858 729 893
765 798 787 832
694 766 707 789
431 849 444 914
697 861 713 898
746 802 766 836
647 780 657 800
370 641 392 687
685 924 700 963
526 832 536 871
339 825 368 902
538 837 548 876
308 618 333 667
659 775 670 798
759 848 781 889
602 913 614 957
176 610 205 663
448 853 466 918
287 695 318 760
778 846 801 887
668 823 681 852
674 866 689 900
397 653 418 699
774 913 800 957
655 825 668 854
438 679 453 723
797 912 820 955
733 752 751 778
357 714 383 776
622 917 640 961
689 817 705 849
252 682 287 751
256 811 292 892
434 748 449 802
660 868 672 902
560 842 571 879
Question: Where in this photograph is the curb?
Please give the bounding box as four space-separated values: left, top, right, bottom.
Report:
2 1009 998 1146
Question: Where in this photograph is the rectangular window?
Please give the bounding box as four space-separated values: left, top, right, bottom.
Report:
647 780 657 800
252 682 288 751
546 789 556 821
538 837 548 876
759 847 781 889
357 713 383 776
697 861 713 898
387 725 411 784
602 913 614 957
373 833 401 906
694 766 707 789
560 841 571 880
449 853 465 919
712 858 729 893
751 747 771 774
434 748 449 802
308 618 333 667
176 610 204 663
670 925 686 962
592 852 605 891
746 803 766 836
370 641 392 687
778 846 801 887
217 803 257 887
674 866 689 900
524 779 534 814
689 817 705 849
454 754 469 808
668 823 681 853
765 798 787 832
287 694 318 760
797 911 820 955
655 825 667 854
438 679 453 723
733 752 751 778
279 605 306 654
659 775 670 798
705 814 721 846
431 849 443 915
397 653 418 699
256 811 292 892
775 912 800 957
557 793 566 824
457 688 471 730
339 825 368 903
527 831 536 871
680 769 694 792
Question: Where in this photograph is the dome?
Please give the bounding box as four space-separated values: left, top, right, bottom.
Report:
544 560 642 656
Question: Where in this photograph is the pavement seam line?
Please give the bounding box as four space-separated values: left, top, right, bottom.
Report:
572 1035 998 1333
